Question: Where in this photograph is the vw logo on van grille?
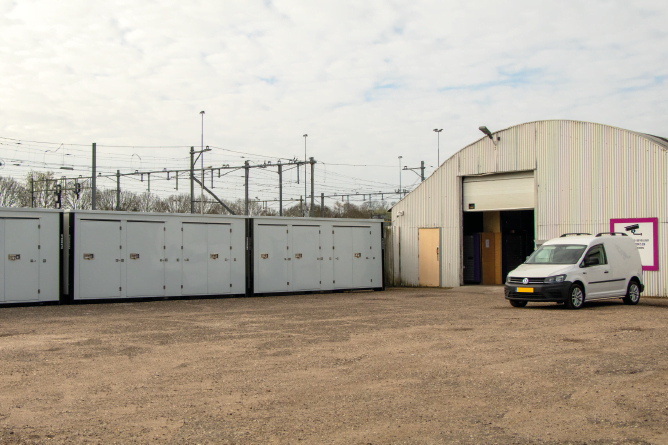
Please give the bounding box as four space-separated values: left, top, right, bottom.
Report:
522 278 529 285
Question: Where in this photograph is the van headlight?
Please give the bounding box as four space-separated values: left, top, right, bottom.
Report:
544 274 566 284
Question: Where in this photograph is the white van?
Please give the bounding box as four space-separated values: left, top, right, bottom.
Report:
504 233 644 309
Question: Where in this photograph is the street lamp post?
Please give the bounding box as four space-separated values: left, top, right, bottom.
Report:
303 134 308 217
433 128 443 167
398 155 403 198
131 153 142 172
200 111 205 214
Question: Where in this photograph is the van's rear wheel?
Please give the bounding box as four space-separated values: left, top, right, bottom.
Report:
509 300 527 308
566 284 585 309
623 281 641 305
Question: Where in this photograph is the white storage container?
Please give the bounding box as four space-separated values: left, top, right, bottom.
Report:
252 217 383 294
0 208 61 304
64 210 246 300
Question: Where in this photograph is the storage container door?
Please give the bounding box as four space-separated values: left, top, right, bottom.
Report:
207 224 232 294
352 227 372 288
292 226 321 291
126 222 165 297
0 220 4 302
182 223 208 295
333 227 353 288
256 225 289 293
4 219 40 302
79 220 121 299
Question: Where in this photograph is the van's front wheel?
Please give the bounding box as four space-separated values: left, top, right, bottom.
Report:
623 281 641 305
566 284 585 309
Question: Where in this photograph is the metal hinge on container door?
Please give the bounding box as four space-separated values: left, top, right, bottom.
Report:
164 227 166 231
163 285 165 289
119 287 122 291
230 228 232 233
38 224 40 229
38 289 40 294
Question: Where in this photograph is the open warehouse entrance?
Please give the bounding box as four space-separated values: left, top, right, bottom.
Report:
392 120 668 295
462 172 535 285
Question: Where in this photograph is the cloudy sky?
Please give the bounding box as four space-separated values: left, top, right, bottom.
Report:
1 0 667 205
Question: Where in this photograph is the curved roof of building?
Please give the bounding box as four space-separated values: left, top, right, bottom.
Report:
460 120 668 158
391 119 667 209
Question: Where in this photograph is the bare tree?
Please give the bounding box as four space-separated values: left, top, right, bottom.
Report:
2 171 392 219
22 172 58 209
0 176 25 207
134 192 157 213
60 178 92 210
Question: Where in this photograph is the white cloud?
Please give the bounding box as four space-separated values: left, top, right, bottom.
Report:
1 0 667 202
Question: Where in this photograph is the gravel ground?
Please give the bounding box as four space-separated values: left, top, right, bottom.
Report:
0 286 667 444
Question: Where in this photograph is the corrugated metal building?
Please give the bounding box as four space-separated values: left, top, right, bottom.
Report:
391 120 668 296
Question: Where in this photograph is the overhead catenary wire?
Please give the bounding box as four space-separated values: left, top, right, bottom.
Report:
1 136 412 209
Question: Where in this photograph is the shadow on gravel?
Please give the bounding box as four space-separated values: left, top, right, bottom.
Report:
638 300 668 309
507 298 668 311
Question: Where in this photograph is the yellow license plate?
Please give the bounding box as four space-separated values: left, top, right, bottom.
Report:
516 287 534 293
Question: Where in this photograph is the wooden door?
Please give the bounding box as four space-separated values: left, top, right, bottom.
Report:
418 228 440 287
481 232 497 285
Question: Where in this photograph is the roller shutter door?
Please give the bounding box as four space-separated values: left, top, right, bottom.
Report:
463 171 534 212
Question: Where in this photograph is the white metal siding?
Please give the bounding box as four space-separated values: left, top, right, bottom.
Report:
392 120 668 296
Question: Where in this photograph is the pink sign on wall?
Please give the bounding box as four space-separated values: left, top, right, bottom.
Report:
610 218 659 271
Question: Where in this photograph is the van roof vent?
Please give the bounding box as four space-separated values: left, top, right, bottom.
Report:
595 232 627 237
559 233 591 237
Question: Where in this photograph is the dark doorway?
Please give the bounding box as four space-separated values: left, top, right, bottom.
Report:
501 210 535 282
462 212 483 284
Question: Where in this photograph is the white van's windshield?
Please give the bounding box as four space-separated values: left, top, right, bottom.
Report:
526 244 587 264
